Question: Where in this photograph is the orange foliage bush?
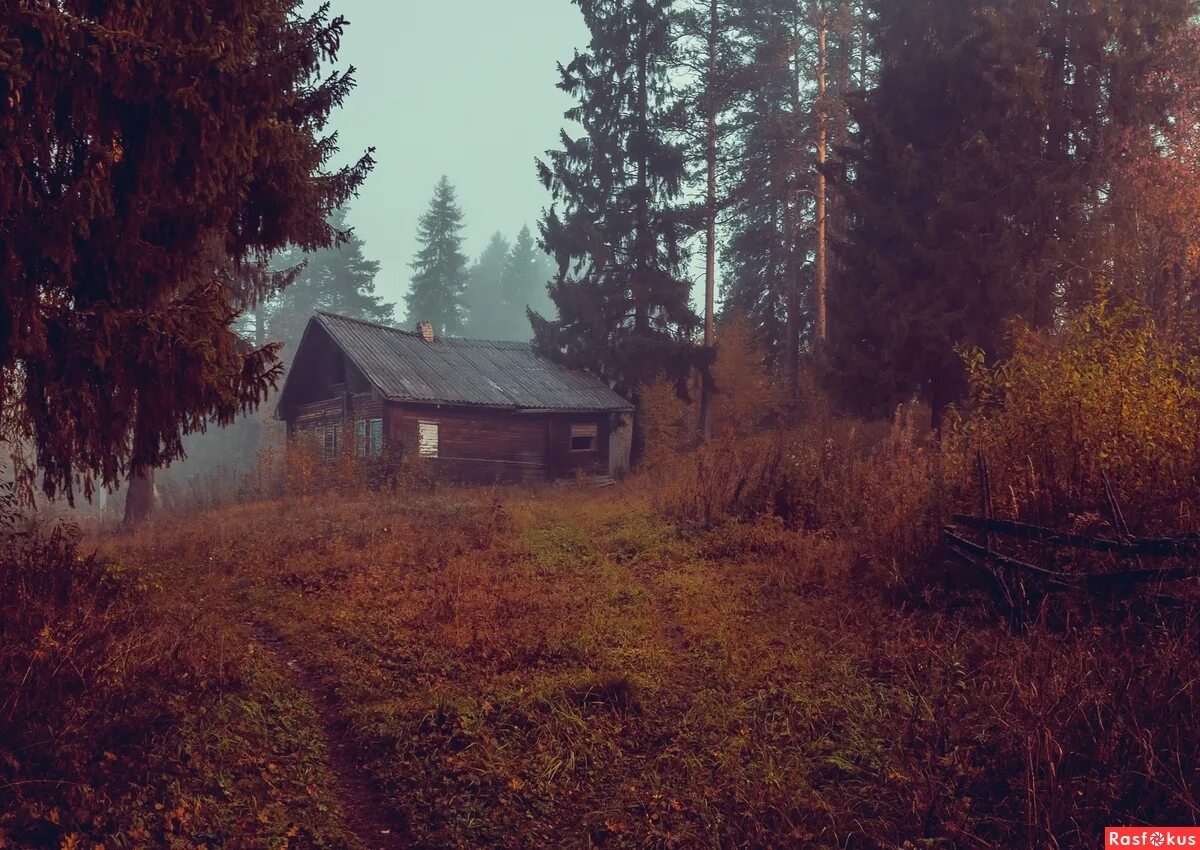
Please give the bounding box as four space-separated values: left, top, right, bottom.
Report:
708 316 784 436
964 302 1200 535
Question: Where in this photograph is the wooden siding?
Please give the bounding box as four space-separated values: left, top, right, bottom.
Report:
291 394 384 439
292 397 345 434
388 405 549 484
288 398 618 484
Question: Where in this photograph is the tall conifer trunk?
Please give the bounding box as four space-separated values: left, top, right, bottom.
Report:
699 0 719 442
785 39 803 414
634 0 652 340
123 409 155 528
815 3 829 350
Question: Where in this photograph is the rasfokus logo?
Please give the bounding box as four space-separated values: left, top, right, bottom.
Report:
1107 828 1200 847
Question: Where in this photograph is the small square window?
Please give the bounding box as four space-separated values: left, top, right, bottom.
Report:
570 423 598 452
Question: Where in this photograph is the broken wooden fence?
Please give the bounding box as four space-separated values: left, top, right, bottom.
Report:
942 455 1199 615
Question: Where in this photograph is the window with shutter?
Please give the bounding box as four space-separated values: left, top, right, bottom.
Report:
418 420 439 458
570 423 598 452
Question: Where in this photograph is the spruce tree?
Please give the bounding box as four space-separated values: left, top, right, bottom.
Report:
0 2 372 511
268 206 394 353
462 233 513 339
502 226 556 337
406 177 469 336
535 0 699 458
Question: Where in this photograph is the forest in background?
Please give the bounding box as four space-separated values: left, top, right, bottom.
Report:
175 0 1200 497
3 0 1200 848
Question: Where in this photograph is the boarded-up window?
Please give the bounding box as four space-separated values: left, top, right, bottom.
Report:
570 423 598 452
418 420 439 458
355 418 384 457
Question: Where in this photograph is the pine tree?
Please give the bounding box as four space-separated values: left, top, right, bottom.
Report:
0 2 372 513
268 206 394 353
406 177 469 336
502 225 556 337
719 0 856 384
535 0 700 460
719 0 807 369
462 233 513 339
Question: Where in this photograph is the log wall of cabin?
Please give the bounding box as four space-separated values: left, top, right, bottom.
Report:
288 395 618 483
388 405 549 484
290 393 383 439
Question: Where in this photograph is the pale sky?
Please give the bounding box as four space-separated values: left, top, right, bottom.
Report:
324 0 588 313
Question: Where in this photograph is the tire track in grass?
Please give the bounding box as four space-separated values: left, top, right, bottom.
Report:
247 621 412 850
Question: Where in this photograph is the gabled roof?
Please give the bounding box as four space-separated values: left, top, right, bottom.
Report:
283 311 633 413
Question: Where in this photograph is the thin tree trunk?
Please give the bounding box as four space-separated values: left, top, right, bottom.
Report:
699 0 719 442
634 0 651 338
123 401 158 528
785 40 803 415
858 0 869 89
815 4 829 350
254 303 267 348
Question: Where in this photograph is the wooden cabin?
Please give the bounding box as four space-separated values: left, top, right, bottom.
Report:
275 312 634 483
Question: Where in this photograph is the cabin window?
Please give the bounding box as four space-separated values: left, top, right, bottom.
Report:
570 423 598 452
418 420 439 458
322 426 341 460
355 418 383 457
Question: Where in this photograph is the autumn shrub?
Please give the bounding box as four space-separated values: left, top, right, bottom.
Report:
965 302 1200 535
637 376 692 472
650 430 786 526
652 400 960 592
0 516 220 845
707 316 785 436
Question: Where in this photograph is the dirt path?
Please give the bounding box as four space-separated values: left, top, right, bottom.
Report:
248 622 412 850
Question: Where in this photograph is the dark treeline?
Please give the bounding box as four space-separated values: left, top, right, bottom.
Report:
524 0 1200 438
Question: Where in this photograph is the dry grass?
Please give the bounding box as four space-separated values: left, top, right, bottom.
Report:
7 308 1199 849
85 481 1200 849
0 516 364 850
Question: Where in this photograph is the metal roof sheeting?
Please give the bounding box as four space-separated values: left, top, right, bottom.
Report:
312 312 634 412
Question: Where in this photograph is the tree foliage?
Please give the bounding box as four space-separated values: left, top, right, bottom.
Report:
830 0 1199 425
462 232 513 340
0 1 372 502
502 225 555 337
406 176 469 337
267 206 394 354
534 0 700 409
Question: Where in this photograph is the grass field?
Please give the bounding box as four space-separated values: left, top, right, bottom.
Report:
67 481 1194 850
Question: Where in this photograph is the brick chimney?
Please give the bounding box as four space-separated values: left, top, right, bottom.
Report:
416 320 435 343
